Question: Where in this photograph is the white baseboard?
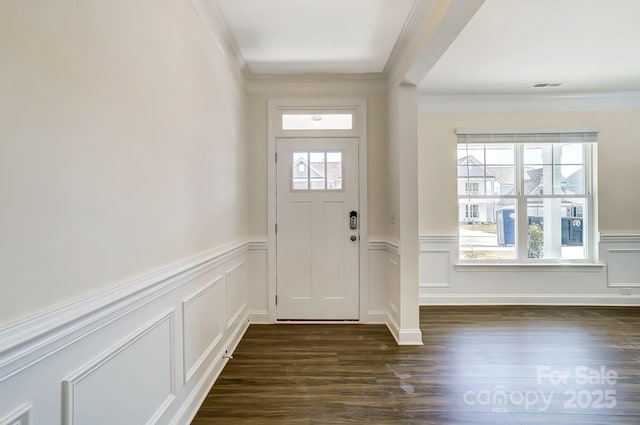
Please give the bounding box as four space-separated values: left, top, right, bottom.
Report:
248 311 270 324
170 314 249 425
366 310 388 324
398 328 424 345
385 312 423 346
420 294 640 306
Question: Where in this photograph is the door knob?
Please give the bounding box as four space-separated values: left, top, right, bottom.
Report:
350 235 357 241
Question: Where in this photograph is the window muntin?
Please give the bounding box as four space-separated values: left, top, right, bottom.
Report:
458 141 594 262
292 151 343 192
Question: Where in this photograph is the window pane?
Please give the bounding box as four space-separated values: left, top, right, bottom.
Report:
458 146 488 195
310 179 325 189
282 114 352 130
485 144 514 165
458 144 484 163
487 166 514 195
326 152 342 190
292 151 342 191
523 165 548 195
292 152 308 190
558 143 584 164
524 144 553 165
554 164 585 194
526 197 587 260
309 152 326 190
554 143 584 195
459 199 516 260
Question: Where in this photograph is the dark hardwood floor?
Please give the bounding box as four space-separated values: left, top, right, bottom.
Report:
192 306 640 424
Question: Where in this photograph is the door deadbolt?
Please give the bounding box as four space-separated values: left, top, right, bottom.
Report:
350 235 357 242
349 211 358 230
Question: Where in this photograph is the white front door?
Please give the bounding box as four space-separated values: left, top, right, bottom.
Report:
276 137 359 320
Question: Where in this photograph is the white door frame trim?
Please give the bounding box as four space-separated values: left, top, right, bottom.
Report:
267 98 368 323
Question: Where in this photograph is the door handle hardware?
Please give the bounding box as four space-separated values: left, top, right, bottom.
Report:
349 211 358 230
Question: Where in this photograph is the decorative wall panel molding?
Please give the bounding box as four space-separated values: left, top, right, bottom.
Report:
226 261 248 330
0 241 254 425
600 234 640 287
0 403 30 425
419 249 451 288
419 233 640 306
182 275 225 384
606 249 640 287
62 311 175 425
419 235 456 289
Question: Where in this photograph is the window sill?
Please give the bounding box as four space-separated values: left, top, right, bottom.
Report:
454 262 606 272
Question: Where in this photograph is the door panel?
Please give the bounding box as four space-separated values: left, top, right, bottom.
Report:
276 138 359 320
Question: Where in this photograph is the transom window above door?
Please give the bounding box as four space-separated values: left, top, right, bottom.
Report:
282 114 353 131
292 151 343 191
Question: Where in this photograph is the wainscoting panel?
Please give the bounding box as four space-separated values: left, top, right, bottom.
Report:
226 261 248 330
419 236 456 296
366 243 389 323
419 234 640 305
0 241 254 425
247 241 269 323
419 249 451 288
387 256 400 326
182 275 225 384
601 235 640 288
607 249 640 287
62 311 175 425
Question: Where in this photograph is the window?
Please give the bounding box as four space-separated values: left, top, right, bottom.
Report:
292 151 343 191
465 182 480 193
465 204 480 219
457 130 597 262
282 114 353 130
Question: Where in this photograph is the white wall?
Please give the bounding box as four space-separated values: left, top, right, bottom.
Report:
0 0 250 327
0 0 252 423
418 106 640 304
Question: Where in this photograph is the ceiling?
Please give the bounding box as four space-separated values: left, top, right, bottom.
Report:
214 0 640 95
418 0 640 95
215 0 417 74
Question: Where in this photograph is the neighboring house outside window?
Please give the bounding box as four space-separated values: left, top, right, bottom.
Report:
457 130 597 262
465 182 480 193
292 152 343 191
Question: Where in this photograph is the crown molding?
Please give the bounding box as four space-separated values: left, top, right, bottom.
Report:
193 0 442 95
385 0 485 89
243 73 388 96
189 0 248 81
418 91 640 112
383 0 430 82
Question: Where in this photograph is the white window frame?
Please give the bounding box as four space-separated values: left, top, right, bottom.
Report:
456 128 598 264
465 204 480 219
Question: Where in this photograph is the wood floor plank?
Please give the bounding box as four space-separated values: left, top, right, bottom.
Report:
192 306 640 424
